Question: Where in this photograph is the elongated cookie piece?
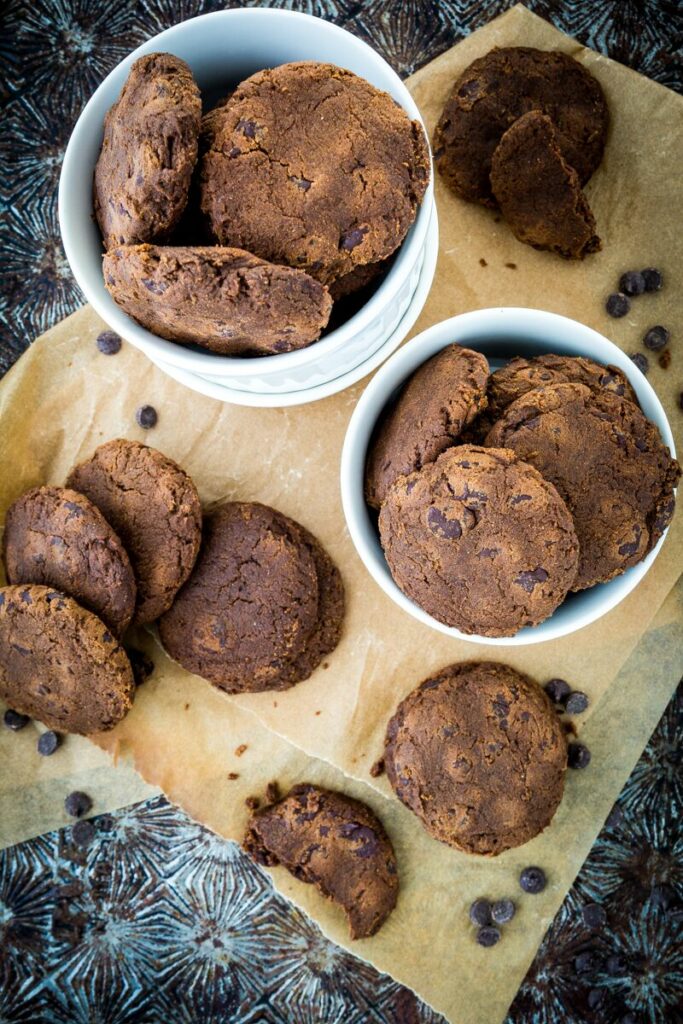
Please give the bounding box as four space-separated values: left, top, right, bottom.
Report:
0 585 134 733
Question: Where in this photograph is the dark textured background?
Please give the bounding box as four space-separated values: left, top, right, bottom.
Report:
0 2 681 1022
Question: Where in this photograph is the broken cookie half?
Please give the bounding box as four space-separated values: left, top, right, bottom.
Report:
490 110 601 259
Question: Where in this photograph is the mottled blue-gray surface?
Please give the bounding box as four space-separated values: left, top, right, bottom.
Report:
0 2 681 1022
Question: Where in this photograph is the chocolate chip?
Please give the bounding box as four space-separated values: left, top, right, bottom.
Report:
96 330 122 355
606 293 630 318
630 353 649 375
606 952 628 976
658 350 671 369
491 899 516 925
427 506 462 539
520 866 546 894
37 731 61 756
565 691 589 715
544 678 571 704
582 903 607 929
265 781 280 805
513 567 548 593
369 758 385 778
643 325 669 351
641 267 663 292
568 742 591 769
619 271 646 296
71 819 96 847
340 227 366 251
289 175 312 192
3 709 29 731
125 647 154 686
64 791 93 818
469 898 492 927
136 405 158 429
237 119 256 139
476 926 500 947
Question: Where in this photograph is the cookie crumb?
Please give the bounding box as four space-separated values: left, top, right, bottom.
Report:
370 758 385 778
265 781 280 804
504 262 517 270
658 350 671 369
245 796 260 810
235 744 248 757
479 258 488 267
184 703 190 711
227 772 239 781
314 710 321 716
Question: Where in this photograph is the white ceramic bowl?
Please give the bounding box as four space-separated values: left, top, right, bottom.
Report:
58 8 434 399
341 308 678 646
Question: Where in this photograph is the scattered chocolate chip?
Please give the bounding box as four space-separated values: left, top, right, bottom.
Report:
235 744 248 757
469 898 492 927
568 742 592 769
37 731 61 756
643 325 670 351
606 293 630 318
582 902 607 929
71 819 96 847
520 866 546 894
96 330 122 355
565 691 589 715
245 796 260 810
606 952 628 976
125 647 154 686
619 271 645 296
491 899 516 925
266 781 280 805
630 353 649 375
136 404 158 429
370 758 385 778
476 926 501 947
641 267 663 292
64 791 93 818
544 678 571 704
3 708 29 731
340 226 366 251
658 350 671 369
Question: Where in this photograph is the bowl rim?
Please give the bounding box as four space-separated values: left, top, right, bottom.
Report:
340 307 677 646
58 7 434 379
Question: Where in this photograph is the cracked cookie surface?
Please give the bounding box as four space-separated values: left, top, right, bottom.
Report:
384 661 567 855
3 486 136 637
378 445 579 636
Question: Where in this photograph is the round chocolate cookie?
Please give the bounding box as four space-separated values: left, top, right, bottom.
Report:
2 486 136 637
244 783 398 939
378 445 579 636
485 383 680 590
490 111 601 259
66 440 202 626
384 661 568 855
159 502 323 693
365 345 490 509
0 585 134 734
103 244 332 356
434 47 608 207
200 61 430 285
94 53 201 249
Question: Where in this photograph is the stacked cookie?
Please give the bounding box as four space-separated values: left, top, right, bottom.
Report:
434 47 609 258
95 54 430 356
365 346 679 637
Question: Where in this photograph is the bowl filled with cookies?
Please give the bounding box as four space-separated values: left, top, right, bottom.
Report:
341 307 679 645
58 8 435 404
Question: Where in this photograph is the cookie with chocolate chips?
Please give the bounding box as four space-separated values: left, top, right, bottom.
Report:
384 661 567 855
378 445 579 636
244 783 398 938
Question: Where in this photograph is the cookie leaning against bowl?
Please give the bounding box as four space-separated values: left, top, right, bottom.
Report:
364 344 489 509
0 585 134 733
485 383 680 590
378 445 579 637
244 784 398 939
434 47 608 207
66 440 202 626
200 61 430 285
94 53 201 250
384 662 567 855
103 244 332 356
2 486 136 637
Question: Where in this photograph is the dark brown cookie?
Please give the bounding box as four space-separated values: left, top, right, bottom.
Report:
103 244 332 356
159 502 328 693
364 345 490 509
2 486 136 637
200 61 430 285
0 585 134 734
66 440 202 626
378 445 579 636
434 47 608 207
490 111 601 258
485 383 680 590
244 783 398 938
384 662 567 855
94 53 201 249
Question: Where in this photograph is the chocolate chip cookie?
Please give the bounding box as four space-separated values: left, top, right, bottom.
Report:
384 661 567 855
200 61 430 285
490 111 601 258
94 53 201 249
434 47 608 207
244 783 398 938
2 486 136 637
379 445 579 636
365 345 490 509
67 440 202 625
485 383 680 590
103 244 333 356
0 585 134 734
